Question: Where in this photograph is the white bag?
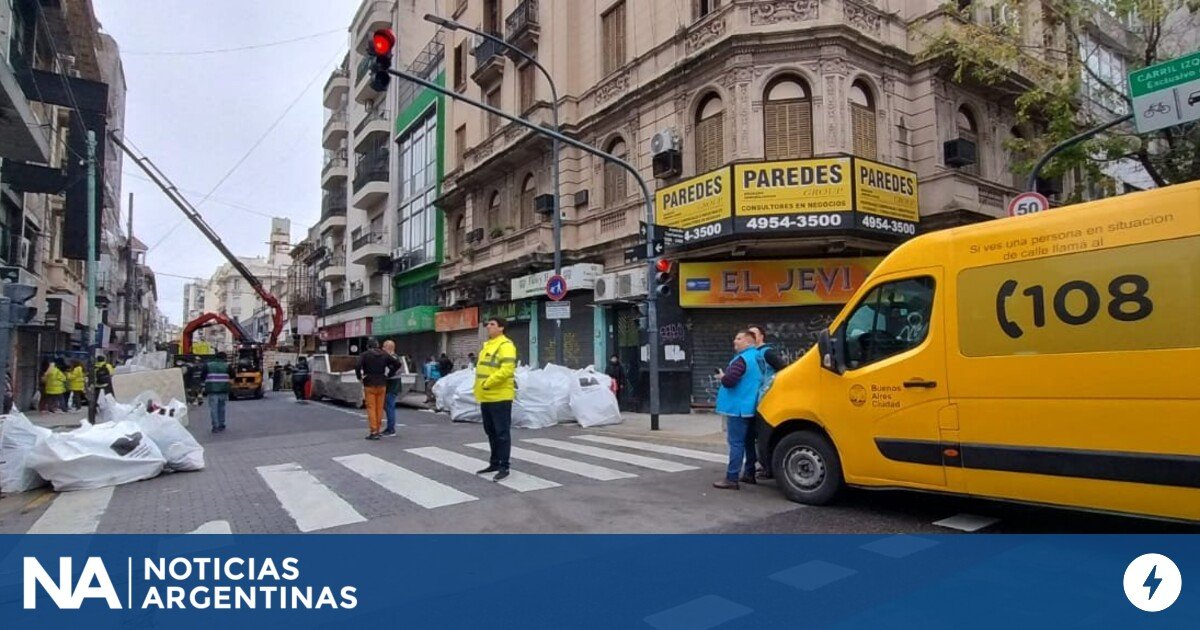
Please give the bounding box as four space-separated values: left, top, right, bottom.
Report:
568 367 622 428
0 412 51 493
432 368 470 412
449 368 482 423
512 368 559 429
133 405 204 472
28 420 166 491
540 363 577 424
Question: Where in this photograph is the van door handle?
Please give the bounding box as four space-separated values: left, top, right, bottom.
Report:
903 379 938 389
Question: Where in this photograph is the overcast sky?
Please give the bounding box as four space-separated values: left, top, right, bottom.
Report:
93 0 360 326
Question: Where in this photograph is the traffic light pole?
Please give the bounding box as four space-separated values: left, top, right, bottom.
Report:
86 130 98 424
384 66 663 428
424 15 565 367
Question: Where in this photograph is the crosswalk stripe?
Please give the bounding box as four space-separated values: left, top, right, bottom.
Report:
333 453 477 509
28 487 114 534
408 447 560 492
256 463 367 532
465 443 636 481
933 513 999 532
523 438 700 472
572 435 727 464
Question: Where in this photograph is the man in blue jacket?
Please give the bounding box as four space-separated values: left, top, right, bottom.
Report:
713 330 763 490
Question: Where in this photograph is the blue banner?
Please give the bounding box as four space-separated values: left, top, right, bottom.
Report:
1 535 1195 628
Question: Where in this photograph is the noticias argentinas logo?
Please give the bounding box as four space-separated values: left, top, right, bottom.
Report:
24 555 358 611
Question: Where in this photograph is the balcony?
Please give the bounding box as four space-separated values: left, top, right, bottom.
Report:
353 106 390 149
0 54 52 163
319 249 347 281
324 292 381 317
472 36 506 86
319 194 348 233
350 229 390 265
323 66 350 108
322 150 348 188
504 0 540 56
353 151 390 209
322 110 348 149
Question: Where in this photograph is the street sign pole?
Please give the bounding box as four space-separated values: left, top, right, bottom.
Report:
1026 113 1133 193
86 130 98 424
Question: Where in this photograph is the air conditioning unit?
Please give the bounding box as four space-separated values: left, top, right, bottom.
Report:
440 288 467 308
593 273 617 303
484 285 506 302
534 194 556 215
350 280 364 291
391 247 405 261
615 269 648 300
653 150 682 179
466 228 485 243
18 237 31 264
943 139 977 168
650 128 680 154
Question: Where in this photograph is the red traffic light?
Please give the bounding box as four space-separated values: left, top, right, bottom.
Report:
654 259 672 274
372 28 396 56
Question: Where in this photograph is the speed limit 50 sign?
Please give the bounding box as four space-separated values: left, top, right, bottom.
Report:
1008 192 1049 217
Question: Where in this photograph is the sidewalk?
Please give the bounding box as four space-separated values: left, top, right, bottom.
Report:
587 412 725 447
23 408 90 430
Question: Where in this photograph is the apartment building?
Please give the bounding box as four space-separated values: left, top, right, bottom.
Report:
316 0 400 355
0 0 131 409
433 0 1071 409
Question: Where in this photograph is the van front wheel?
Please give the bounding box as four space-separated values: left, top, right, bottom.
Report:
772 430 843 505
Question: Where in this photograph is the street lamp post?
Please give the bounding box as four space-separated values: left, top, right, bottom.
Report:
425 13 565 366
383 63 663 429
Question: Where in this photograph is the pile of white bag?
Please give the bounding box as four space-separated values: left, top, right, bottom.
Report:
0 391 205 494
433 364 621 429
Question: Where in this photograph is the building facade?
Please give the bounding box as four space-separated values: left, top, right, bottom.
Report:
432 0 1068 409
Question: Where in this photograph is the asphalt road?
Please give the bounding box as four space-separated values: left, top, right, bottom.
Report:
1 391 1195 535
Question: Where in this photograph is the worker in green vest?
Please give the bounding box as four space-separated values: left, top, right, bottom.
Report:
200 355 236 432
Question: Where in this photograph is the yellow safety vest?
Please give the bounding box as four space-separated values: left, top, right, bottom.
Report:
44 366 67 395
473 334 518 403
68 366 86 391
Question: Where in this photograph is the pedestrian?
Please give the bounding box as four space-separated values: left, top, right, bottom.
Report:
605 353 624 395
747 325 789 480
382 340 403 437
93 354 115 397
473 318 518 481
437 353 454 379
713 330 764 490
42 359 67 413
271 362 283 391
200 354 235 432
466 352 476 371
291 358 309 401
67 359 87 411
423 354 441 403
355 339 400 440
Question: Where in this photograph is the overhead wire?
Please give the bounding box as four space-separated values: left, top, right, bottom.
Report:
123 29 344 56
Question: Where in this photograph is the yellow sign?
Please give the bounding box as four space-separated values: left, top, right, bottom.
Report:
957 236 1200 357
679 257 881 308
655 167 732 229
853 157 919 222
733 158 852 216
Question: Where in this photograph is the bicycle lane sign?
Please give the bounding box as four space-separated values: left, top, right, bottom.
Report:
1128 50 1200 133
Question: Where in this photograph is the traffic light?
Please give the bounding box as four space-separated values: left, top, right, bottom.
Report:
369 28 395 93
637 302 650 332
2 282 37 325
653 258 673 297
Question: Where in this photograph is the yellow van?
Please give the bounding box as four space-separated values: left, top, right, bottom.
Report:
757 181 1200 522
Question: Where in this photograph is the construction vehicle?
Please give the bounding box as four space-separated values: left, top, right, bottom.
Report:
110 134 283 402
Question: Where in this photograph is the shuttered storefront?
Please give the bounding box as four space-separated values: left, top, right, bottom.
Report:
538 292 595 369
446 329 480 372
687 306 840 407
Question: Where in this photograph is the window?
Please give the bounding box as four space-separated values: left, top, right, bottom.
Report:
1008 126 1030 189
519 63 535 112
487 191 502 232
486 87 502 135
397 111 439 265
484 0 501 34
453 215 466 258
604 138 628 205
1079 33 1130 116
602 2 627 76
453 43 466 91
520 174 537 229
839 277 936 369
956 106 980 176
455 125 467 168
850 81 877 160
696 0 723 19
763 77 813 160
695 94 725 173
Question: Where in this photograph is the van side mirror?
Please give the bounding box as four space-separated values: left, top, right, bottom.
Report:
817 330 845 375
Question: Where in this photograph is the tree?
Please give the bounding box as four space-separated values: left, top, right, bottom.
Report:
920 0 1200 198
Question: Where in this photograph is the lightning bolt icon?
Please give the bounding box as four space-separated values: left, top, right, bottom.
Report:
1144 565 1163 600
